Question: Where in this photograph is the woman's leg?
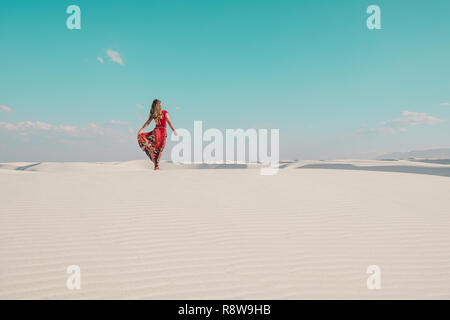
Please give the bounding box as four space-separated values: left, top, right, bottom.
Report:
154 137 166 169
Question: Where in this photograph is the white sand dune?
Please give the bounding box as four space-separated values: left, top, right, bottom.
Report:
0 160 449 299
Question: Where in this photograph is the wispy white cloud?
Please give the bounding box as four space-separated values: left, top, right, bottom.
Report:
0 120 137 161
106 50 124 65
0 121 76 132
440 102 450 106
352 110 444 137
380 110 443 127
0 105 12 113
97 57 104 64
136 104 145 109
0 120 138 139
110 120 128 125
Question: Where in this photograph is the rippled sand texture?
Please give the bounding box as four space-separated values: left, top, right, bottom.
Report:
1 160 449 299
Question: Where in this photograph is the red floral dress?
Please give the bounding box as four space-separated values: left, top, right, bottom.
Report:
138 110 168 167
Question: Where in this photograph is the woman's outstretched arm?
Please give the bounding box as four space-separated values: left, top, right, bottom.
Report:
165 113 178 136
138 118 152 135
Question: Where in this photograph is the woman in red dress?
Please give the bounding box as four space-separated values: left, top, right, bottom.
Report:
137 99 177 170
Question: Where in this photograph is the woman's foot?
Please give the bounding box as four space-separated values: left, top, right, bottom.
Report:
154 165 160 170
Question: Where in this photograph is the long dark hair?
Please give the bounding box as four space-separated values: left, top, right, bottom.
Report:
149 99 162 124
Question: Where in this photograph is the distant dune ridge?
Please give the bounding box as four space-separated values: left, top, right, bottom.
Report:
0 159 449 299
376 148 450 160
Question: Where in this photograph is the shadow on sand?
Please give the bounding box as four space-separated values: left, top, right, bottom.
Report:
298 163 450 178
195 164 248 169
15 163 41 171
412 159 450 165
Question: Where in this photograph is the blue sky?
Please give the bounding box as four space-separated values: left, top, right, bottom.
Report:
0 0 449 161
